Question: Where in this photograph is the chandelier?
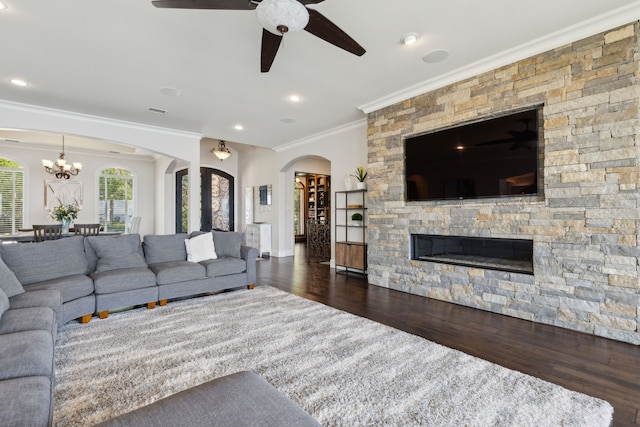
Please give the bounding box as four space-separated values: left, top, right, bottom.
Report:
211 140 232 161
42 135 82 179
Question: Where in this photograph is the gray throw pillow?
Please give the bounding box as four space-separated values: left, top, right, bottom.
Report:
87 234 147 273
212 231 244 258
0 288 9 320
0 253 24 297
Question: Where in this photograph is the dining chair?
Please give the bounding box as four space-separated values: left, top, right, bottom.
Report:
73 223 101 236
33 224 63 242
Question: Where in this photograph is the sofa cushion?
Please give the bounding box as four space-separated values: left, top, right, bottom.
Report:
95 371 321 427
0 288 8 320
0 377 53 427
200 257 247 278
0 330 54 380
86 234 147 273
0 236 89 285
148 261 206 285
24 275 94 303
0 307 57 338
0 254 24 297
212 231 244 258
185 232 217 262
92 267 157 294
143 234 189 264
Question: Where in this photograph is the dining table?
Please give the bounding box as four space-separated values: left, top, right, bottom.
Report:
0 230 122 243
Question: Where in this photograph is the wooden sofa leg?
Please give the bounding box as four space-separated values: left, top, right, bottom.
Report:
247 284 255 290
98 311 109 320
159 299 168 306
80 314 92 324
148 302 156 310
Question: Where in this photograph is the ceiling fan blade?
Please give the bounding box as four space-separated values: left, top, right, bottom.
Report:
151 0 255 10
261 28 282 73
304 8 365 57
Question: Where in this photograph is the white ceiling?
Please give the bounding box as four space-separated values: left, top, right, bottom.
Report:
0 0 639 152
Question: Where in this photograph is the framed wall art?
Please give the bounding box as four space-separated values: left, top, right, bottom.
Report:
44 180 83 209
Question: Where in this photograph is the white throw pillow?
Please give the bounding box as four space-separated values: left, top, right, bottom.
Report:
185 232 217 262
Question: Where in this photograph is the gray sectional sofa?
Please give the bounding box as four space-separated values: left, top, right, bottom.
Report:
0 231 259 426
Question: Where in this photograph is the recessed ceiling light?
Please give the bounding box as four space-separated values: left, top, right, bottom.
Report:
0 2 8 11
288 94 301 103
423 49 450 63
160 87 181 97
10 79 28 87
401 33 420 45
234 124 244 131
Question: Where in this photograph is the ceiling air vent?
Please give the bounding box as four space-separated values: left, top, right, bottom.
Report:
147 107 167 115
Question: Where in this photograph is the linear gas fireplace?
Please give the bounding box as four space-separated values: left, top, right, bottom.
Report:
411 234 533 275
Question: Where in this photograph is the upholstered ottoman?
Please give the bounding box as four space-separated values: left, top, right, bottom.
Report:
96 371 321 427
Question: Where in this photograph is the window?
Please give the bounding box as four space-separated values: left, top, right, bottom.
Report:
99 168 134 233
0 158 24 235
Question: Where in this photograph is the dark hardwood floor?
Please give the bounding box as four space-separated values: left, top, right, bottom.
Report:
256 244 640 426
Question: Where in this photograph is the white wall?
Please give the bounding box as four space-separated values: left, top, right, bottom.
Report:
238 120 368 259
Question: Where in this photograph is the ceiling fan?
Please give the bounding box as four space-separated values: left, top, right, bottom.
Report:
151 0 366 72
475 119 538 150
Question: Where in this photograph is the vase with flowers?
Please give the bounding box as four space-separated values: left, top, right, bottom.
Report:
352 166 368 190
49 204 80 234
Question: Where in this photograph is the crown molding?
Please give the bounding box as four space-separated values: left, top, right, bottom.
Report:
0 139 155 162
0 99 203 140
273 119 367 152
358 3 640 114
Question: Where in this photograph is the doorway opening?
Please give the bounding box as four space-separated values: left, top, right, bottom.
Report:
294 171 331 262
294 175 306 243
175 167 234 233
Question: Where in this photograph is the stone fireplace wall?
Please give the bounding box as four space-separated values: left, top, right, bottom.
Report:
366 22 640 345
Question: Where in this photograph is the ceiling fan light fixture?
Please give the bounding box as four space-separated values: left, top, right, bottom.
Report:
256 0 309 35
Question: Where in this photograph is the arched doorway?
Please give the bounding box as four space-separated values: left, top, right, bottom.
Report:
283 156 331 261
175 167 234 233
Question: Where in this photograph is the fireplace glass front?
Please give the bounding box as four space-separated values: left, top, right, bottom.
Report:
411 234 533 275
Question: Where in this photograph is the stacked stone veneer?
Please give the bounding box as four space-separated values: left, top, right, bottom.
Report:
366 23 640 345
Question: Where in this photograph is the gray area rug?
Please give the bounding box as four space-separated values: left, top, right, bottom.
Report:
54 286 613 426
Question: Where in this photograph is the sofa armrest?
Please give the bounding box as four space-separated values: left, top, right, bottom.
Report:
241 245 259 285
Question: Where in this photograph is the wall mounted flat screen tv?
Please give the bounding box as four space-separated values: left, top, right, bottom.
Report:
405 108 541 201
